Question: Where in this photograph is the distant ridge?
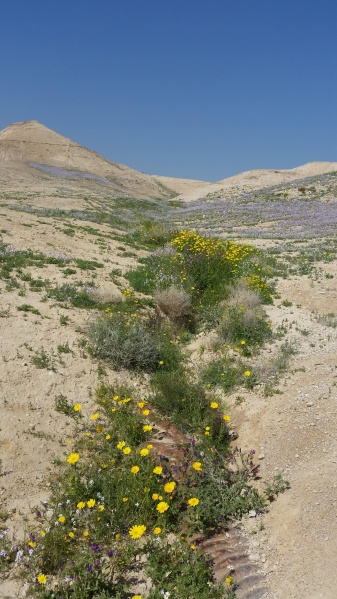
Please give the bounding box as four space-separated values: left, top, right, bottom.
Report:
173 161 337 202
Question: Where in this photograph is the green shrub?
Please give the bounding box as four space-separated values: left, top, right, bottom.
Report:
87 313 182 372
150 370 208 432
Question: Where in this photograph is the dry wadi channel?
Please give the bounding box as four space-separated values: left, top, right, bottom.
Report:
1 121 337 598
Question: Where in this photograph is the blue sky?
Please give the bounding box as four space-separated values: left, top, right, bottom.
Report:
1 0 336 181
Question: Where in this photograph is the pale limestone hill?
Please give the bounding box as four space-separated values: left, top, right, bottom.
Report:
0 120 205 200
175 161 337 202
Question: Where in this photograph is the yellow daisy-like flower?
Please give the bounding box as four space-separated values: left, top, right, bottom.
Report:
190 544 196 550
106 434 111 440
83 531 89 537
192 461 202 471
152 493 159 500
58 515 66 523
37 574 47 585
143 424 152 432
97 505 105 512
91 413 99 420
153 466 163 475
142 409 150 416
225 576 233 587
139 448 149 457
77 501 86 509
87 499 96 508
188 497 199 507
210 401 218 409
154 527 161 534
132 595 143 599
73 403 81 411
68 532 75 538
156 501 169 513
131 465 140 474
158 360 164 365
40 530 46 536
164 481 176 493
147 444 153 449
113 395 119 401
223 414 231 422
117 441 126 450
137 402 145 409
123 446 131 455
28 541 36 548
111 407 116 412
240 340 246 345
67 452 79 464
244 370 251 377
204 431 210 436
129 524 146 539
122 497 128 502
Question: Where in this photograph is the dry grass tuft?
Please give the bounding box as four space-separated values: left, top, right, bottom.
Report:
154 286 193 328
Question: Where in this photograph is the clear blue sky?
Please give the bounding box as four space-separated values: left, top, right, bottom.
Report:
1 0 336 181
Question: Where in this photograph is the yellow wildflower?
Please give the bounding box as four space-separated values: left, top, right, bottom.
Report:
131 465 140 474
77 501 85 509
192 461 202 471
140 448 149 457
153 466 163 475
156 501 169 513
154 527 161 534
73 403 81 411
223 414 231 422
123 446 131 455
188 497 199 507
91 413 99 420
58 515 66 523
87 499 96 508
37 574 47 585
210 401 218 409
129 525 146 539
67 452 79 464
164 481 176 493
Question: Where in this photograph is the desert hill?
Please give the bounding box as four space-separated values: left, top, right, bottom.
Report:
0 120 206 200
174 161 337 202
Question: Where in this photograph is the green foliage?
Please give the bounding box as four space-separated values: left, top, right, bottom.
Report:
264 474 290 501
145 539 224 599
150 371 209 433
17 304 40 315
87 313 182 372
46 283 98 309
31 348 54 370
74 259 104 270
218 305 272 346
202 358 246 393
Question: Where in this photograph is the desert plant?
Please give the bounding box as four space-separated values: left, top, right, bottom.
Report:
87 313 182 372
154 286 194 330
218 280 271 346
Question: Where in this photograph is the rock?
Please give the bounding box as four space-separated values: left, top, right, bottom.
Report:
249 552 261 561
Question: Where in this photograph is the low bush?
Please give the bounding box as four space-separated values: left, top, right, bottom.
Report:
218 280 272 346
154 286 195 330
87 312 182 372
